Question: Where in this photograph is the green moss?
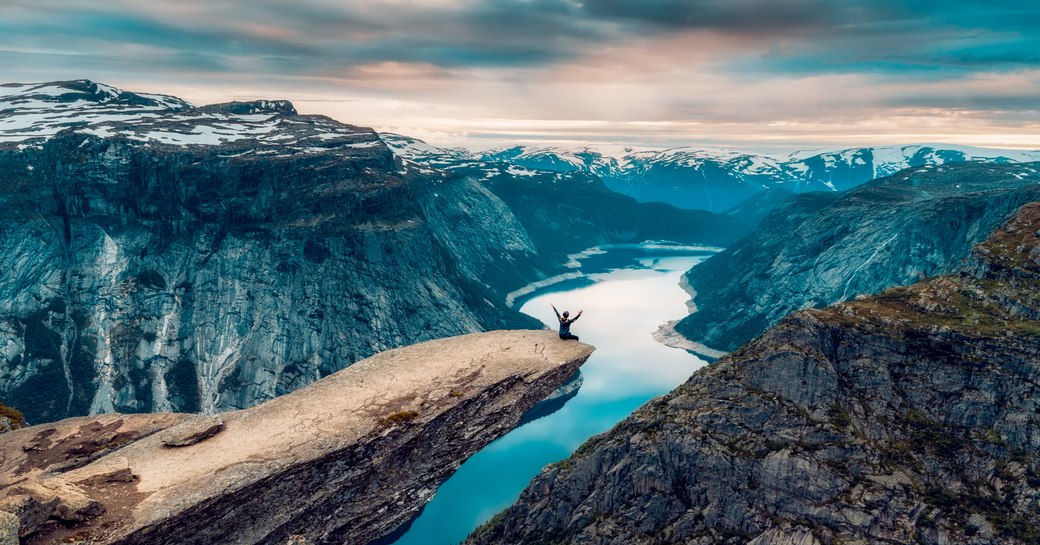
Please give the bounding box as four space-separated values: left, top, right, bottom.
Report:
822 276 1040 340
471 508 510 539
904 409 963 456
381 410 419 426
0 403 23 429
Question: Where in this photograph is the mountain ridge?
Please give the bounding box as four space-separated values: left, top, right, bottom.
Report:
474 142 1040 212
675 161 1040 352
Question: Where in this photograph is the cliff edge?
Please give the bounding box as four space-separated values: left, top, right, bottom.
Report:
0 330 594 545
468 204 1040 545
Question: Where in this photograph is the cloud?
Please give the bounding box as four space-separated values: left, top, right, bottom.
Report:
0 0 1038 150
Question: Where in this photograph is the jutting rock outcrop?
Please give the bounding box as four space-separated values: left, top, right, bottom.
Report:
468 204 1040 545
0 330 594 545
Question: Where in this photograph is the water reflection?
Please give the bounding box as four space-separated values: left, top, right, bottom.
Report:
388 249 713 545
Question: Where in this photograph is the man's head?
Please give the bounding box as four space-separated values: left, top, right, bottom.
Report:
562 311 570 318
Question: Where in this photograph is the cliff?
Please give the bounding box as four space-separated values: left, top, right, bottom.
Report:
467 203 1040 545
0 330 594 545
676 161 1040 352
1 82 739 425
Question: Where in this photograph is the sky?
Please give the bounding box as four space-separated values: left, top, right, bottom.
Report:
2 0 1039 152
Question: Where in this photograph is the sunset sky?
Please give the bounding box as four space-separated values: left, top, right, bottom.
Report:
2 0 1038 152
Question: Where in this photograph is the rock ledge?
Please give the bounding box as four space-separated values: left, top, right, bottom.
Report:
0 330 593 545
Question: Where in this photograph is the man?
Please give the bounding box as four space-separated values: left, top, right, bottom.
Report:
552 304 583 341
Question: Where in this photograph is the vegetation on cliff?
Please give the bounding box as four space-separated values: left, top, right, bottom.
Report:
0 403 23 431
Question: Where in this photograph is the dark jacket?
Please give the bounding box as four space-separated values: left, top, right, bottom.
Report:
553 307 582 335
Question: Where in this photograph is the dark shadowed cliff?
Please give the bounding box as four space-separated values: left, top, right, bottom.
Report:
468 202 1040 545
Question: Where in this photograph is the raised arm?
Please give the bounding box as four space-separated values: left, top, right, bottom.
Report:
551 304 561 320
572 310 583 322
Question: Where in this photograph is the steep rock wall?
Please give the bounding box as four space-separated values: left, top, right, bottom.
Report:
676 162 1040 351
0 128 541 423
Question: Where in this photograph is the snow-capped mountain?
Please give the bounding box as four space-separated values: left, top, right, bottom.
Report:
381 132 597 183
0 80 191 144
477 145 624 179
469 142 1040 212
1 80 386 159
2 80 746 426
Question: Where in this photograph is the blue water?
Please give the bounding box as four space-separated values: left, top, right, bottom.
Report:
388 248 714 545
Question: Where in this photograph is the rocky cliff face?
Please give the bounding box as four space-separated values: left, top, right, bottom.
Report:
676 161 1040 352
0 330 594 545
466 203 1040 545
0 81 556 424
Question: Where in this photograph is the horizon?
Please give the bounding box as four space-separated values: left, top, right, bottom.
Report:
4 77 1039 157
3 1 1039 153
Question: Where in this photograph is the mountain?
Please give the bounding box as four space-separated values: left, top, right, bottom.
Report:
384 133 746 264
0 82 743 425
477 145 624 178
467 201 1040 545
477 143 1040 212
673 161 1040 352
0 81 552 425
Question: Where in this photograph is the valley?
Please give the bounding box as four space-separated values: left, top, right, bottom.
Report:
2 78 1039 545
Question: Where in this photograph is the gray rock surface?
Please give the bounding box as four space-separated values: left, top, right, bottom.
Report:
467 204 1040 545
676 161 1040 352
0 511 18 545
0 330 594 545
0 492 58 538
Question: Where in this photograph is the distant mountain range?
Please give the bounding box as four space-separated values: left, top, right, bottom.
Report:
473 143 1040 212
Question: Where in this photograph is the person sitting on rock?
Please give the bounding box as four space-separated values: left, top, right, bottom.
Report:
552 304 583 341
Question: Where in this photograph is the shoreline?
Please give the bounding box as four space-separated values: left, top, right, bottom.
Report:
653 319 728 361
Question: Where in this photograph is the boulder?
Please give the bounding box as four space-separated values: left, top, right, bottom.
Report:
0 493 57 538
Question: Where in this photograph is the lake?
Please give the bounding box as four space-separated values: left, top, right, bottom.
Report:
386 245 717 545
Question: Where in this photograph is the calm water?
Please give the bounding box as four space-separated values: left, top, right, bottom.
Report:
388 247 714 545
